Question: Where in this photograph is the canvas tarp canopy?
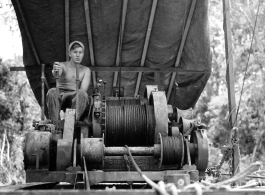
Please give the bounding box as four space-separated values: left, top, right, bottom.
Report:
11 0 211 110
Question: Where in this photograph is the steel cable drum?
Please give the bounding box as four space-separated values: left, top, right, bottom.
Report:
106 98 141 106
105 104 155 146
145 105 155 146
161 135 184 167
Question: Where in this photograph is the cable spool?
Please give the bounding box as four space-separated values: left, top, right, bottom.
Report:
105 104 155 146
159 134 184 167
106 98 141 106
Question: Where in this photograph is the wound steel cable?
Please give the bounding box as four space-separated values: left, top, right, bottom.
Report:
106 105 154 146
162 136 183 166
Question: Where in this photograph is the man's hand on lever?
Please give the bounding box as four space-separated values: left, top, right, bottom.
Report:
53 62 61 78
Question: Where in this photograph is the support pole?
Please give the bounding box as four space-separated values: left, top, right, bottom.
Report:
113 0 128 87
65 0 70 61
41 64 45 120
134 0 158 96
84 0 96 88
223 0 240 176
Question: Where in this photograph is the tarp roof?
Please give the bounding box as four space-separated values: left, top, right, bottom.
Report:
12 0 211 110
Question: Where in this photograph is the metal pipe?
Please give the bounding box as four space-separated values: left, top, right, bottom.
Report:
104 146 158 156
76 65 80 120
41 64 45 120
55 69 60 121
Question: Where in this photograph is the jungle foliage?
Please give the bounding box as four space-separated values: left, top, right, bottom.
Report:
197 0 265 165
0 57 40 185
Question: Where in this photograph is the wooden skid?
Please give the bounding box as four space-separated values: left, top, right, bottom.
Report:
2 188 265 195
26 170 190 185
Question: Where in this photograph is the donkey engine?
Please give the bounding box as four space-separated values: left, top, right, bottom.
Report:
24 85 209 185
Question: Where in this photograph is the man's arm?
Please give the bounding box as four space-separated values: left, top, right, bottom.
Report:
52 62 64 77
80 67 91 92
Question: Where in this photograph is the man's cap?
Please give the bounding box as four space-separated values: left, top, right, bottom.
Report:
68 41 85 52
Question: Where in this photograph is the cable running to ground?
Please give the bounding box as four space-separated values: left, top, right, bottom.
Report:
233 0 262 127
125 145 170 195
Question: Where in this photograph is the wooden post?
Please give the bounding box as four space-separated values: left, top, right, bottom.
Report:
41 64 45 120
223 0 240 176
113 0 128 87
65 0 70 61
134 0 158 96
84 0 97 88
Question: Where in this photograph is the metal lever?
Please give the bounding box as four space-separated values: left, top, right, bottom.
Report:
55 68 61 123
83 156 90 190
75 65 80 121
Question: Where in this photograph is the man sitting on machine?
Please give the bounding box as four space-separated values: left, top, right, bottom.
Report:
46 41 91 122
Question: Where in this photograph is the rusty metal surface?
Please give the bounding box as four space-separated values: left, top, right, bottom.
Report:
56 140 72 171
144 85 158 101
179 117 196 136
151 91 168 143
92 95 102 137
190 130 209 172
102 156 179 171
24 131 51 170
82 138 104 164
50 133 62 171
63 109 75 140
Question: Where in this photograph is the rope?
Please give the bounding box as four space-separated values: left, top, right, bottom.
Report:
233 0 262 127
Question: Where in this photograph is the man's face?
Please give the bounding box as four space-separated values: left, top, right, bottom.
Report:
69 46 84 64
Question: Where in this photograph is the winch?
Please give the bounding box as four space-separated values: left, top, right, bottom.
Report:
24 84 209 186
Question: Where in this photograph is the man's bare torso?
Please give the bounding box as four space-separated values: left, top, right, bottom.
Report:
58 62 90 91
